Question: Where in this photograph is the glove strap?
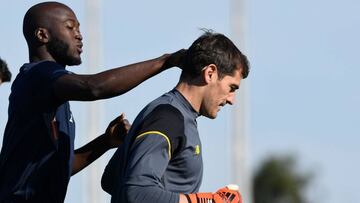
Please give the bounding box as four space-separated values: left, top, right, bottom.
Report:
185 193 215 203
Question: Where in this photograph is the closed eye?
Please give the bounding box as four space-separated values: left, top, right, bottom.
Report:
65 20 80 31
230 85 239 92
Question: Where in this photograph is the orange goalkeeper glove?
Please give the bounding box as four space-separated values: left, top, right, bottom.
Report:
185 184 242 203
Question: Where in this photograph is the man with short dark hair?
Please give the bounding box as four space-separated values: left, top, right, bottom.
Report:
0 2 184 202
0 58 11 85
102 31 250 203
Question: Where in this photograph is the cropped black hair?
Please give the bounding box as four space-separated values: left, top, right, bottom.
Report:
182 30 249 80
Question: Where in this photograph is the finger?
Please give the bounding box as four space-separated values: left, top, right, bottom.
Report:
108 114 124 130
111 113 124 125
122 118 130 125
123 119 131 130
118 113 125 121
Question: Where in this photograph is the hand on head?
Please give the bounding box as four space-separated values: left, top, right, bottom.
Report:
162 49 187 70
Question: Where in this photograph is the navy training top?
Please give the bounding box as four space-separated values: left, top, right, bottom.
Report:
102 89 203 203
0 61 75 202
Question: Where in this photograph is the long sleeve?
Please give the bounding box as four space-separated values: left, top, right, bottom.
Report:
124 134 179 203
117 104 186 203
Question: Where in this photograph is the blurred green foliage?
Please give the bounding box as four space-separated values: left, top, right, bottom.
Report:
252 155 312 203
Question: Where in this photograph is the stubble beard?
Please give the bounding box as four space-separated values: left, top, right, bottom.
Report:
47 37 81 66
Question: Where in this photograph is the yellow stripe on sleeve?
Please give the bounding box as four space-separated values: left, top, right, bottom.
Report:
136 131 172 159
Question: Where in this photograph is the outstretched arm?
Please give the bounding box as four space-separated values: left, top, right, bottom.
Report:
54 49 185 101
72 114 130 175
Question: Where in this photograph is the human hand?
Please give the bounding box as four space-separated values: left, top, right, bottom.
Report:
185 184 242 203
105 113 131 148
162 49 187 70
214 184 242 203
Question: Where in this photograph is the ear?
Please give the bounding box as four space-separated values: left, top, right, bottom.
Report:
35 28 50 43
202 64 218 84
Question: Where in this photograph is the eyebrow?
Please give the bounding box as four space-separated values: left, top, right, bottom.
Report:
64 19 80 26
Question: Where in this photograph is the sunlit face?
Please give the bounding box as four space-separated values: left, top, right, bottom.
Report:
46 6 83 66
200 69 242 119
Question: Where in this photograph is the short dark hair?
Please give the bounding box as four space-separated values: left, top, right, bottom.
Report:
0 58 12 82
181 30 249 80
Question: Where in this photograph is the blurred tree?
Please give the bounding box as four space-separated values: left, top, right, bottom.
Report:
252 155 312 203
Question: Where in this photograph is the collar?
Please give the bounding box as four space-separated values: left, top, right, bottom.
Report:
171 88 200 118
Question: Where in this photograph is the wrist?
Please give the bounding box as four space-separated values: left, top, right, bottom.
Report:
100 133 113 149
158 53 171 71
185 193 214 203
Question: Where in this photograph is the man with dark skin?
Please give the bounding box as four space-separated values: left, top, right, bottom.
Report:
0 2 184 202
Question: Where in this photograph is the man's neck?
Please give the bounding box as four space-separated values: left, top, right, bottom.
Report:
29 47 56 64
175 82 203 114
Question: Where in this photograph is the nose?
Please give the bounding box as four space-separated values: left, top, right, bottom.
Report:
75 30 83 41
226 93 236 105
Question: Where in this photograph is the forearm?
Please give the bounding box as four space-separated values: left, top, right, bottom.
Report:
85 54 169 99
179 194 190 203
125 185 179 203
72 134 110 175
55 54 169 101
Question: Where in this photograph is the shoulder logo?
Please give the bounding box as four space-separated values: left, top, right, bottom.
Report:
195 145 200 155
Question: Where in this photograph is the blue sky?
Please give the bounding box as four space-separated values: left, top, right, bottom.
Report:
1 1 359 203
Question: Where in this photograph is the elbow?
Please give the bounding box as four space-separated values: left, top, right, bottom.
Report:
89 86 104 100
85 80 107 100
101 173 113 195
124 185 136 203
124 185 146 203
85 76 124 100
